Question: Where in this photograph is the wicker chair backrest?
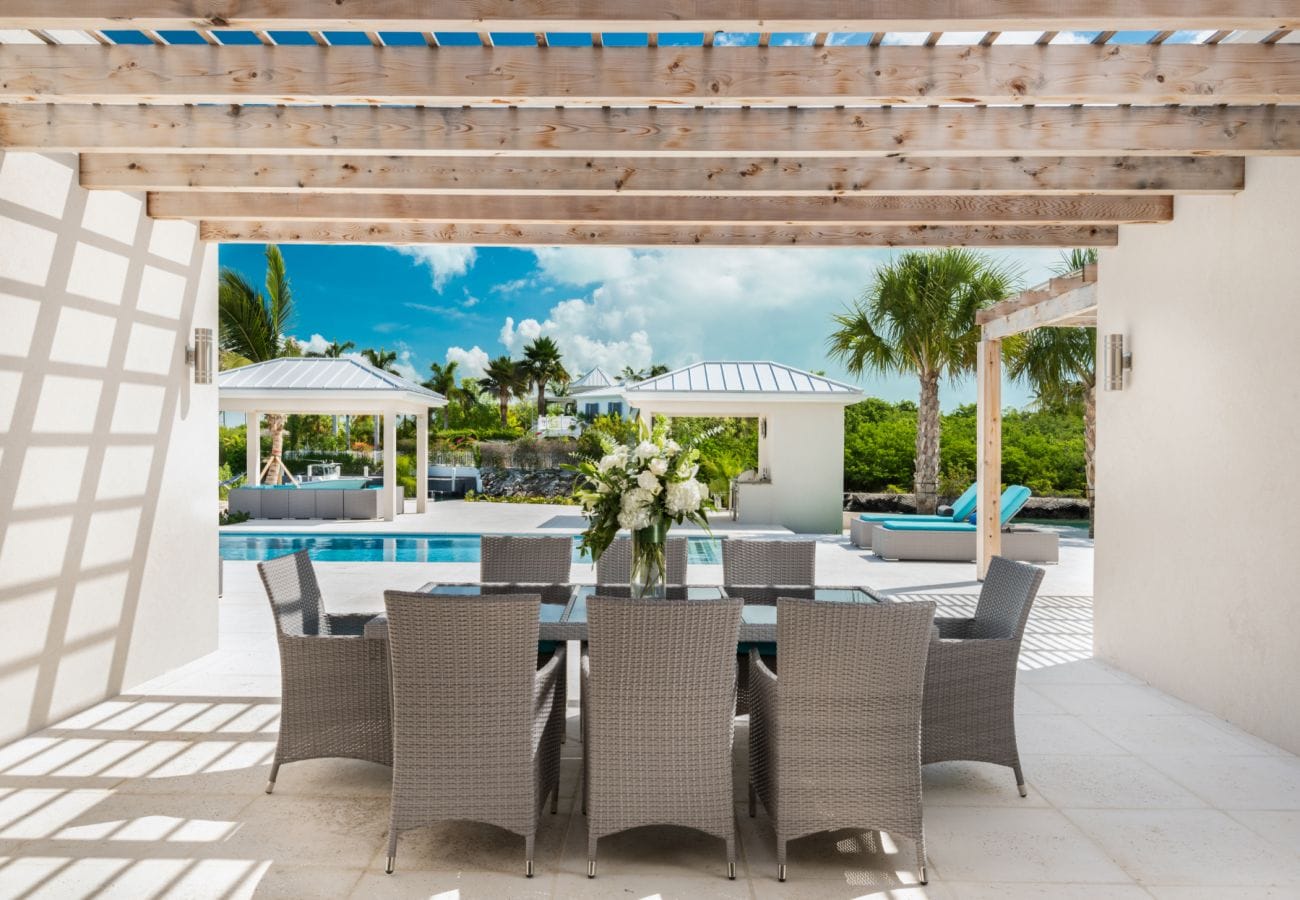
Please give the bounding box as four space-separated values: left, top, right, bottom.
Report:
594 536 689 585
722 539 815 586
480 535 573 583
257 550 324 636
971 556 1046 640
383 591 540 811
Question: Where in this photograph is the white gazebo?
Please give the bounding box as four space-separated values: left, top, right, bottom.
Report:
219 357 446 521
624 361 863 534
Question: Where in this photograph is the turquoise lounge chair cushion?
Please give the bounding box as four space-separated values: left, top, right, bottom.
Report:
858 483 978 525
881 520 977 533
880 486 1033 533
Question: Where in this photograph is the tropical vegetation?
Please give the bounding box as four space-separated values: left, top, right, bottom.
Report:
828 248 1020 513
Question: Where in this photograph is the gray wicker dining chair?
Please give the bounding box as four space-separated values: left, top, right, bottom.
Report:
381 590 565 877
257 550 391 794
923 555 1046 797
722 538 815 586
581 595 743 879
594 536 689 585
749 597 936 883
480 535 574 583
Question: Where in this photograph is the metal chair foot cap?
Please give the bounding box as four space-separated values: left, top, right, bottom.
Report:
525 860 534 878
587 860 597 878
920 866 928 885
1018 784 1028 798
385 857 395 875
777 865 787 882
264 781 275 794
727 862 736 880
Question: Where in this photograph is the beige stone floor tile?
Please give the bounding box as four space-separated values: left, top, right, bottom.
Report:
1080 714 1281 758
562 818 741 879
1064 808 1300 887
0 788 115 841
234 863 365 899
115 739 276 796
1145 888 1300 899
1019 755 1207 810
1014 685 1066 715
739 809 927 886
351 869 553 899
1013 715 1127 756
749 880 951 899
921 762 1050 808
1138 755 1300 810
32 790 252 844
375 809 569 876
0 855 263 900
1018 660 1139 686
1201 718 1294 758
1029 684 1189 718
225 794 390 870
943 885 1151 899
1226 810 1300 856
922 807 1131 884
555 870 755 899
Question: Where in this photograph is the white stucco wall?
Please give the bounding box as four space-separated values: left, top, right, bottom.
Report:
0 151 218 743
1095 157 1300 754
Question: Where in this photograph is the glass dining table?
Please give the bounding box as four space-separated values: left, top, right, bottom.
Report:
361 583 882 645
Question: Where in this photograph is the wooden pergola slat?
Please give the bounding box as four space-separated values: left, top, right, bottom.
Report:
3 45 1299 106
149 191 1174 224
198 220 1119 247
78 153 1247 196
8 104 1299 157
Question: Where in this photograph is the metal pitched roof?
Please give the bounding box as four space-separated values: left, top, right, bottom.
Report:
568 365 618 391
218 357 443 401
624 361 860 396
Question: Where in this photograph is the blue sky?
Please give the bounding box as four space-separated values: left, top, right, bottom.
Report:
219 243 1074 410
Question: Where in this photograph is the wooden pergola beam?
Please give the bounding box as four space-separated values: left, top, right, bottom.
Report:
79 153 1247 196
198 221 1119 247
981 281 1100 339
3 45 1299 106
3 1 1294 32
8 104 1299 158
150 192 1173 225
977 262 1098 323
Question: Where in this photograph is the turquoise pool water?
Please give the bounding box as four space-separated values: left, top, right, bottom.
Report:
219 532 723 565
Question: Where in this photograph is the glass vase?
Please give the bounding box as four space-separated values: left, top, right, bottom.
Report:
630 518 669 599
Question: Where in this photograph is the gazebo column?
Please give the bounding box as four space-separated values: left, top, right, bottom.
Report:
382 411 398 521
246 411 261 486
416 410 429 514
976 338 1003 579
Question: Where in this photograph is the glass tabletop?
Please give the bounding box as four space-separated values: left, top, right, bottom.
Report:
418 582 573 622
568 585 727 623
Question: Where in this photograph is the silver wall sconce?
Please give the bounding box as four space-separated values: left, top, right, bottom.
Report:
187 327 214 384
1103 333 1132 391
760 417 768 439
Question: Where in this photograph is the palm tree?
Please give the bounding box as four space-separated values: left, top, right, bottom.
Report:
361 347 400 458
424 360 462 429
307 339 355 358
620 363 670 383
522 336 569 418
218 244 296 485
480 356 528 428
828 249 1019 514
1007 248 1100 533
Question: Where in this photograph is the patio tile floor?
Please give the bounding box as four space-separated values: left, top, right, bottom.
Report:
0 534 1297 899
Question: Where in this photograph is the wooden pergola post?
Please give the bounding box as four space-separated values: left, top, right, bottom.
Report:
976 339 1002 579
245 412 261 487
416 410 429 514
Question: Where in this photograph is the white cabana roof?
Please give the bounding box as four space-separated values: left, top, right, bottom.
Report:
218 357 445 414
569 366 618 392
624 361 862 406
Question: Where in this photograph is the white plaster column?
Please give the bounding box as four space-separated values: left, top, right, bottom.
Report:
416 409 429 514
246 412 261 485
382 411 398 520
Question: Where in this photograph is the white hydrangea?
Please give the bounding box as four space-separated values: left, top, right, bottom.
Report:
633 440 659 462
665 478 705 515
636 469 662 495
675 460 699 480
598 447 628 473
648 457 669 477
621 487 654 512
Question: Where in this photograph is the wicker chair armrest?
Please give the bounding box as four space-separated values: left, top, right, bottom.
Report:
927 634 1020 681
749 648 778 725
276 633 388 693
324 612 380 636
533 645 567 745
933 616 976 639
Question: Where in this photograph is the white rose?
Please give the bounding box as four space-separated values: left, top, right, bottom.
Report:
636 469 662 494
648 457 669 477
597 453 621 473
618 506 652 530
666 479 703 515
634 440 659 462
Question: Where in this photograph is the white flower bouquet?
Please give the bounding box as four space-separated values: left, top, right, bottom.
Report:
571 418 714 596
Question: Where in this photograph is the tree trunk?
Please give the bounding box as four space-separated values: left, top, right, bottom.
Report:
914 370 942 515
537 382 546 419
265 413 286 485
499 392 509 427
1084 380 1097 538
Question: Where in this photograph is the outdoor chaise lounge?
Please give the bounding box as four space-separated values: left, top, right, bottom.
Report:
871 486 1059 563
850 483 979 549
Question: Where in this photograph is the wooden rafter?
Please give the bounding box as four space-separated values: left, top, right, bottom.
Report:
78 153 1245 196
3 44 1298 106
196 221 1120 247
8 104 1298 157
3 1 1295 33
978 266 1100 339
147 191 1173 225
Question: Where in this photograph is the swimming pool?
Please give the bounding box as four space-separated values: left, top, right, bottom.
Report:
219 532 723 565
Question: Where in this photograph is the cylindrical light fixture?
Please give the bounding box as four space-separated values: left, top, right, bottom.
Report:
188 327 214 384
1103 333 1131 391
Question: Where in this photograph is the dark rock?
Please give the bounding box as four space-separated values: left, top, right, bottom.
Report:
480 466 578 499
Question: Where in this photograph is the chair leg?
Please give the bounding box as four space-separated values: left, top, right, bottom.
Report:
1013 762 1028 798
726 834 736 880
525 833 535 877
587 834 597 878
916 836 928 885
265 760 281 794
385 829 398 874
776 837 787 882
748 782 756 818
550 785 559 814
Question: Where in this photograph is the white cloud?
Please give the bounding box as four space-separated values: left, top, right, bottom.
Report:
445 345 490 379
532 247 636 285
294 333 332 355
393 245 477 291
390 345 420 382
